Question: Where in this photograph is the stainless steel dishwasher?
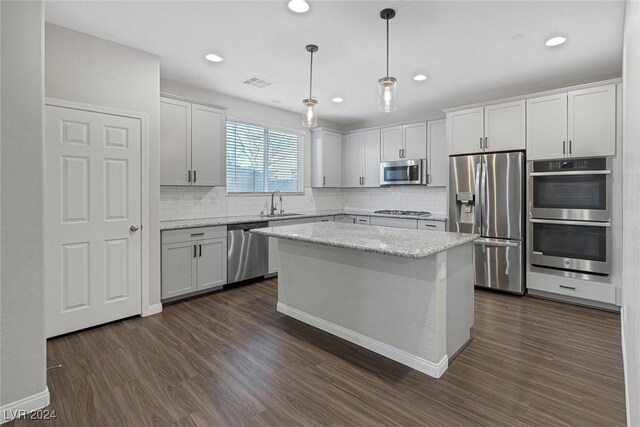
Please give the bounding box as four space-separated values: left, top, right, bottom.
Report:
227 222 269 283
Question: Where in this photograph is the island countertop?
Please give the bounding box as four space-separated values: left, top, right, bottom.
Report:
251 222 477 259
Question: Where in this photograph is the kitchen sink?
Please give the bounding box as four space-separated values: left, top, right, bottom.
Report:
262 213 303 218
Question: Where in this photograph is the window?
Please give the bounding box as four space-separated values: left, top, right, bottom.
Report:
226 121 303 194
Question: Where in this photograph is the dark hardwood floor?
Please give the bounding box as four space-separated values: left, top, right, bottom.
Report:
9 278 626 426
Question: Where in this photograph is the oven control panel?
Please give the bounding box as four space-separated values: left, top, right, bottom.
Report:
533 157 607 172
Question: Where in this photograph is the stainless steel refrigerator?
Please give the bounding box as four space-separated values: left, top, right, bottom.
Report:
448 152 525 294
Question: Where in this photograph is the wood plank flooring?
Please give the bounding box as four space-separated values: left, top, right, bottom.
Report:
8 278 626 426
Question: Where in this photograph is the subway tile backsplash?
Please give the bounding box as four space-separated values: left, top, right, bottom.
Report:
160 186 447 221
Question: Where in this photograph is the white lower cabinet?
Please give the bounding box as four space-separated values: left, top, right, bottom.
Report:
527 271 616 305
418 219 446 231
370 217 418 229
161 226 227 300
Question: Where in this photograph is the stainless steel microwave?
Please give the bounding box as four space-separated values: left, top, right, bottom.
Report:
380 159 427 186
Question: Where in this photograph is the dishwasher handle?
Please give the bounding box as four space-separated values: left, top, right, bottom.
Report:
228 222 269 232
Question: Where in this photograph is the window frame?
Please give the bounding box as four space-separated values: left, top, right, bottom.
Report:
225 118 305 196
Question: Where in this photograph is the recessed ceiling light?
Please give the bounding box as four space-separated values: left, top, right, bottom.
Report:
413 74 428 81
204 53 223 62
288 0 309 13
332 97 344 103
545 36 567 47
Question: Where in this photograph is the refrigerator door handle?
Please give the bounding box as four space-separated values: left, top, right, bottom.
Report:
479 159 487 234
474 238 519 248
474 162 482 229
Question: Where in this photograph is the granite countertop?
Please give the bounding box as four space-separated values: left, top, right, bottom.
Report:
251 222 477 259
160 210 447 231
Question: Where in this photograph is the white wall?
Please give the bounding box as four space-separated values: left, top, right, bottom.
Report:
622 1 640 425
45 24 162 306
0 0 48 418
159 79 344 221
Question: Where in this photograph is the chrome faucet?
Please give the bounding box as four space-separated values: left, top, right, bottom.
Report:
270 190 281 215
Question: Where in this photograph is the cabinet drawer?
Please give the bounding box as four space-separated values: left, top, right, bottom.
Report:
418 220 446 231
355 216 371 225
370 217 418 229
528 272 616 304
162 225 226 244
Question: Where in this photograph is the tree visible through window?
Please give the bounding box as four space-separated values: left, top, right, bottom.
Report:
226 121 302 193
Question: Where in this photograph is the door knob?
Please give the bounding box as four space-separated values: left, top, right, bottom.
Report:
130 224 139 232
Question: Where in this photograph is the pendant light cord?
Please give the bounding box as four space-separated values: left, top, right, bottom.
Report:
386 18 389 78
309 50 314 99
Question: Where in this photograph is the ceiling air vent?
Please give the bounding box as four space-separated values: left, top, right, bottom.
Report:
241 76 275 88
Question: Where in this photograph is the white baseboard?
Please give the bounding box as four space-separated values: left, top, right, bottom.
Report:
620 307 632 427
277 303 448 378
1 387 50 424
144 303 163 316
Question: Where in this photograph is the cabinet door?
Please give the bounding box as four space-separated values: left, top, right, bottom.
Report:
568 84 616 157
196 237 227 291
160 98 191 185
527 93 568 160
363 129 381 187
322 131 343 187
447 107 484 155
191 103 225 186
161 241 196 299
403 122 427 159
427 119 447 186
381 125 403 161
343 133 364 187
484 100 525 152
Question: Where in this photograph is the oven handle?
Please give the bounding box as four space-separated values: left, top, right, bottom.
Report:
529 218 611 227
529 170 611 176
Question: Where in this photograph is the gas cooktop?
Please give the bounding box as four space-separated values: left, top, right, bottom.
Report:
374 210 432 217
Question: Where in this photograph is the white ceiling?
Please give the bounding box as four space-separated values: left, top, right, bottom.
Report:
45 0 625 127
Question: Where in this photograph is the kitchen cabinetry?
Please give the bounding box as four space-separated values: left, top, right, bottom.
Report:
335 215 370 225
161 226 227 300
343 130 381 187
381 122 427 161
370 217 418 229
160 96 226 186
447 101 525 155
311 128 343 187
527 84 616 160
418 219 446 231
427 119 448 186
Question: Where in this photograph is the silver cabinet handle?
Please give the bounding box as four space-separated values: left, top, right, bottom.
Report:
398 148 402 158
563 141 566 155
569 140 572 155
323 176 326 186
402 148 406 158
480 137 483 149
130 224 139 232
193 244 197 258
423 224 436 227
190 232 204 237
193 170 197 183
484 137 488 149
188 170 191 182
199 244 202 257
559 285 576 290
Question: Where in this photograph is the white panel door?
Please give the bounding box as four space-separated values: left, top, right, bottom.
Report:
403 122 427 160
447 107 484 155
191 103 225 186
381 125 403 161
484 100 526 152
526 93 568 160
322 131 343 187
45 105 142 337
343 132 364 187
427 119 448 187
363 129 381 187
196 238 227 290
160 97 191 185
568 84 616 157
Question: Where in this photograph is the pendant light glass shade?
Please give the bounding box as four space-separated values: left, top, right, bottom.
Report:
378 77 397 113
302 44 319 128
302 98 318 128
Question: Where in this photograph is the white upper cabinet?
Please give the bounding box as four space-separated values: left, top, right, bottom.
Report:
191 104 225 186
527 93 568 160
403 122 427 159
343 132 364 188
160 96 226 186
527 84 616 160
381 125 403 161
311 129 343 187
160 98 191 185
362 129 381 187
568 84 616 157
483 100 526 152
447 102 525 155
427 119 448 186
381 122 427 161
447 107 484 155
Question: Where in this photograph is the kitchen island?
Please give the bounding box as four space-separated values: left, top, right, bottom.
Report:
251 222 477 378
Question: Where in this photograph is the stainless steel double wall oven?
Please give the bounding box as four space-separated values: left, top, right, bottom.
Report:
528 157 612 278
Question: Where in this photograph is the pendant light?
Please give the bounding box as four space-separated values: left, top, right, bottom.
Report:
302 44 318 128
378 8 397 113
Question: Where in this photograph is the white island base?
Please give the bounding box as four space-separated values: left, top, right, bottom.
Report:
275 238 474 378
